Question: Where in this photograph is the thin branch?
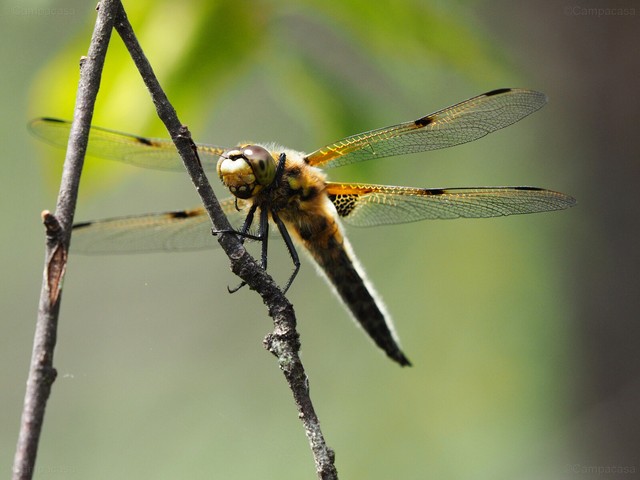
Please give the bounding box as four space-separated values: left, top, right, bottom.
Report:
112 7 338 479
12 2 121 479
14 1 336 478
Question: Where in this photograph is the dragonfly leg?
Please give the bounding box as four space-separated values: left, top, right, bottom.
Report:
227 203 257 293
213 202 258 240
228 205 270 294
227 152 287 293
213 229 262 241
274 152 287 184
258 206 270 271
271 209 300 295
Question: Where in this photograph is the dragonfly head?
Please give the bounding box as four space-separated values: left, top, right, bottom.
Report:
217 145 277 199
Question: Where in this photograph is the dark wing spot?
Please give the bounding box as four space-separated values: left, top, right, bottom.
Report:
134 135 153 146
414 115 434 127
485 88 512 97
40 117 66 124
168 209 199 219
512 186 543 191
72 221 92 230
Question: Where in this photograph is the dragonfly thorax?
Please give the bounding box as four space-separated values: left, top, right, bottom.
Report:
217 145 277 199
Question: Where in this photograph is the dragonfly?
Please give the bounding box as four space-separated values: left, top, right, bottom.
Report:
30 88 576 367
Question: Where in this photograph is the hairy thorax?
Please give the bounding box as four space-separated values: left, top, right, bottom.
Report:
261 147 344 252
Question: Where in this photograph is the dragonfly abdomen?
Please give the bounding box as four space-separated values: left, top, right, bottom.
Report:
315 234 410 366
293 207 411 367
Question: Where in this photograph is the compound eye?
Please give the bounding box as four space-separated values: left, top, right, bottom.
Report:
242 145 276 186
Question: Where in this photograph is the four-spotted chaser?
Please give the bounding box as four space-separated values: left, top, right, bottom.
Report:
30 88 576 366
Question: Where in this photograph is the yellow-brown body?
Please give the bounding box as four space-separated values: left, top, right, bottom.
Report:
222 146 410 366
32 88 577 367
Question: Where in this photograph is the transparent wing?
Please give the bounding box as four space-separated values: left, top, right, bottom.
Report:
306 88 547 169
29 117 227 172
326 182 576 226
71 198 251 254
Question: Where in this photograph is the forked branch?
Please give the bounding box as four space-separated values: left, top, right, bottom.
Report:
14 2 337 479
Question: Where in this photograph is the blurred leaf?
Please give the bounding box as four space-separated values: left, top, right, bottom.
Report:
17 2 582 479
29 0 513 194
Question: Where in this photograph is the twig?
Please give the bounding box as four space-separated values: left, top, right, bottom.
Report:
15 2 337 479
12 2 120 479
112 6 338 479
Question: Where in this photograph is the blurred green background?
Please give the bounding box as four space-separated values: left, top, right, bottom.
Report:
2 0 638 479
